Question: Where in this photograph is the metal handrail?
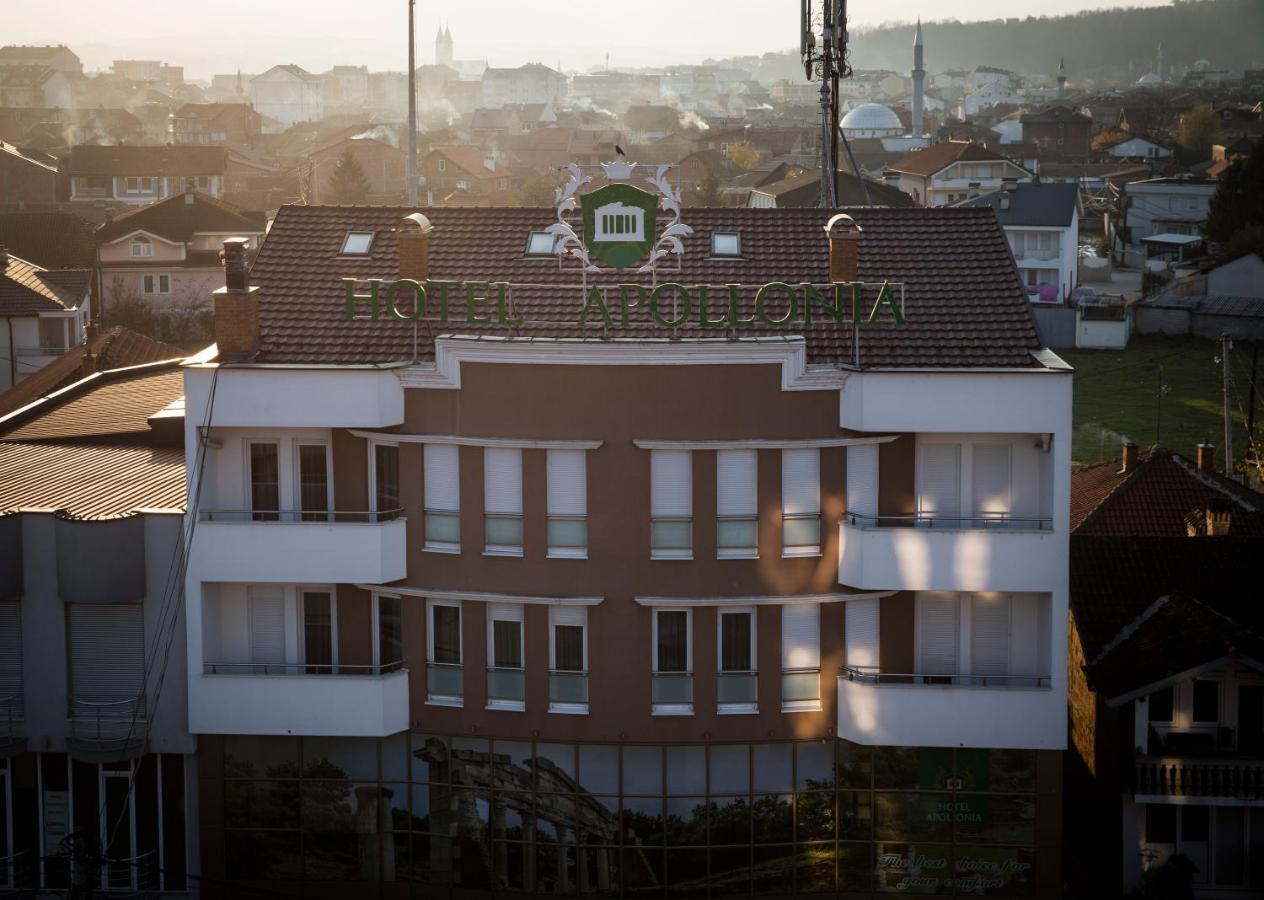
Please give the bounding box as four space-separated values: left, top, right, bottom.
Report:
199 508 403 523
203 661 403 675
841 665 1050 687
782 666 821 675
843 510 1053 531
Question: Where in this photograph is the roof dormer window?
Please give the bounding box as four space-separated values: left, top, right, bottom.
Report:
711 232 741 258
524 231 556 258
340 232 375 256
129 237 153 258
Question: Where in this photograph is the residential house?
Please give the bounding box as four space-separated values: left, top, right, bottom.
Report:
1066 443 1264 897
480 64 566 109
64 145 230 205
251 65 323 129
959 182 1082 302
1020 106 1092 158
886 140 1033 206
0 213 95 271
95 189 264 314
1124 176 1218 249
0 45 81 74
0 247 91 391
0 66 75 109
622 105 682 144
1105 135 1173 159
959 82 1024 118
168 103 263 147
0 107 145 151
306 136 407 205
747 168 915 208
419 146 511 205
0 357 195 895
0 141 64 205
320 65 370 116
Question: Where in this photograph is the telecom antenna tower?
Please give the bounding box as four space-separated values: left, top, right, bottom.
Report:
801 0 867 208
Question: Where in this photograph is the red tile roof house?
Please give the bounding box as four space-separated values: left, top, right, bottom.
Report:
304 135 407 205
419 146 512 206
0 246 91 391
1064 442 1264 897
63 145 230 205
0 140 65 205
95 189 265 321
885 140 1033 207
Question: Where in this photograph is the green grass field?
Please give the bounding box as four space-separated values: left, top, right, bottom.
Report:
1058 334 1262 467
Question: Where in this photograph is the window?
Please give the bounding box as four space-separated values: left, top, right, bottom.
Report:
525 231 556 257
651 450 692 559
1148 686 1174 723
456 179 470 191
716 449 757 558
437 158 446 173
781 603 821 710
711 232 741 257
247 586 285 671
375 595 403 672
142 274 170 294
67 603 144 717
718 608 756 713
1192 679 1219 724
845 597 880 672
917 442 962 524
340 232 375 256
972 443 1012 524
129 237 153 258
38 317 66 351
846 443 879 520
301 590 334 674
916 592 959 680
484 448 523 556
424 444 460 552
970 593 1010 680
427 600 462 705
487 604 525 710
372 443 399 521
547 449 587 557
652 608 692 714
296 444 329 522
249 442 280 521
781 448 820 556
549 606 588 713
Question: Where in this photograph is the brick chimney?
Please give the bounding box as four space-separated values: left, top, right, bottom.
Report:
1120 440 1139 474
1196 442 1215 473
397 212 433 282
213 238 259 362
824 213 862 283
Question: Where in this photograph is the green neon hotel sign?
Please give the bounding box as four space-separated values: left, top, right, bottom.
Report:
343 279 906 329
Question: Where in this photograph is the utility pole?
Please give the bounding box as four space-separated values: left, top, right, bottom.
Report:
1222 333 1235 479
406 0 418 207
803 0 857 209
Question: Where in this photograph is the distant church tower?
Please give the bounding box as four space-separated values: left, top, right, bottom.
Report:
436 24 454 68
911 19 925 137
1057 57 1066 101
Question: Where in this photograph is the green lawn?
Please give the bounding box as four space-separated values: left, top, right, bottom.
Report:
1058 334 1262 467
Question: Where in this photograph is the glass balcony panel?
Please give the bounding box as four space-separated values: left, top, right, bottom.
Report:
547 518 587 550
782 670 821 703
487 668 525 703
717 519 757 553
425 511 460 544
427 663 463 699
549 672 589 705
652 672 693 705
717 672 758 705
485 515 523 549
651 519 692 551
782 516 820 550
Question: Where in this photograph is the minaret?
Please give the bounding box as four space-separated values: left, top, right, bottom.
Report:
1057 57 1066 101
1156 42 1163 81
911 19 925 137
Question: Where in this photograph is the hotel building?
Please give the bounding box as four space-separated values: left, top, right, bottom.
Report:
184 201 1072 897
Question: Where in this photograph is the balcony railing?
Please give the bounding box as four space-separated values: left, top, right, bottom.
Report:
782 668 822 710
549 670 589 710
717 671 758 709
68 697 147 760
1012 248 1059 261
487 666 526 707
427 662 463 704
841 665 1051 688
1134 756 1264 801
199 507 402 523
202 661 403 676
651 671 693 712
843 511 1053 531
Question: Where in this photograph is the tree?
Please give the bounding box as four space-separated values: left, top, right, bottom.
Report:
725 140 761 170
1091 127 1129 152
1205 139 1264 256
327 148 371 204
692 173 724 207
511 173 556 207
1174 105 1221 166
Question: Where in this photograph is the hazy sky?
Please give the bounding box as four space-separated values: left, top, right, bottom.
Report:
9 0 1173 78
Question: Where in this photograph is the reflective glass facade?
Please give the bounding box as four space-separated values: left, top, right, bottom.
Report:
209 735 1047 897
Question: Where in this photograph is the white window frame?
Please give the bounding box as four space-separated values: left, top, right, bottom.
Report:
371 592 404 670
717 606 757 715
486 603 526 712
525 231 556 257
483 447 524 558
297 586 338 671
422 443 461 554
781 602 822 712
781 448 821 557
650 449 693 560
425 597 463 707
246 438 282 520
651 607 693 716
340 231 375 256
711 232 742 258
547 449 588 559
548 606 589 715
292 441 333 521
141 274 170 295
716 448 758 559
129 237 153 258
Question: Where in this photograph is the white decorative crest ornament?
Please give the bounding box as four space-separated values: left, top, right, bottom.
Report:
546 160 693 273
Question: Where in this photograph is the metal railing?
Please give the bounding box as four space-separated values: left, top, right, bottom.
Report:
1134 757 1264 801
782 668 822 704
549 670 589 705
101 849 160 894
202 661 403 676
843 511 1054 531
199 507 403 523
1012 248 1060 261
487 666 525 703
841 665 1051 688
717 671 758 705
68 697 147 753
651 671 693 706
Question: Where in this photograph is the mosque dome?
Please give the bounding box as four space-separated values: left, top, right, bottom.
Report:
841 103 903 136
1137 72 1163 87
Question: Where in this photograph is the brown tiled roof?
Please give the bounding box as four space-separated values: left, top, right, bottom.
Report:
96 190 265 244
431 146 508 179
752 170 915 208
247 204 1044 369
0 66 56 88
0 327 184 417
887 141 1008 177
0 252 88 314
0 442 184 518
63 145 229 176
0 364 183 443
1071 447 1264 537
0 212 96 269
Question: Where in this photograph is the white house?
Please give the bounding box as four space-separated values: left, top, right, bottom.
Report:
251 64 323 128
959 83 1024 117
1105 136 1173 159
1124 176 1217 248
0 249 91 391
887 140 1033 207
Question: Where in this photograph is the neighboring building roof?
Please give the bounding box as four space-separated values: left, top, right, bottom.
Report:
0 326 185 418
956 182 1080 227
63 145 229 176
96 190 265 245
1 139 57 174
751 169 915 208
0 212 96 269
428 146 506 179
886 140 1009 176
0 45 74 63
0 442 184 518
247 204 1044 369
1019 105 1090 125
0 66 57 88
0 251 89 314
257 64 319 82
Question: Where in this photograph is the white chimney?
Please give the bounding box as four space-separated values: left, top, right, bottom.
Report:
484 155 496 172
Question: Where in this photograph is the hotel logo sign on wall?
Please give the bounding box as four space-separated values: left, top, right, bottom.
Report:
552 160 693 273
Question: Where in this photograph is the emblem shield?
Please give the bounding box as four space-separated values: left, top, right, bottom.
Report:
581 183 660 271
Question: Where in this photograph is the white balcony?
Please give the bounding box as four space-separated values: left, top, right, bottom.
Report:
191 511 407 584
189 664 409 736
837 668 1063 750
838 514 1060 592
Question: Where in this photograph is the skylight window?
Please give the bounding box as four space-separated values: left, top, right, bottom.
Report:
341 232 375 256
711 232 741 258
525 231 556 258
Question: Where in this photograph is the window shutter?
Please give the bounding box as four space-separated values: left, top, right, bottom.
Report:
846 444 878 518
247 588 286 665
916 593 959 676
972 443 1012 517
0 601 22 712
68 603 144 705
547 450 587 516
1008 593 1041 678
845 599 879 669
483 448 523 515
424 444 460 512
716 450 757 517
917 443 961 518
781 604 820 670
971 594 1011 677
651 450 692 517
549 606 587 628
488 602 524 625
782 449 820 515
